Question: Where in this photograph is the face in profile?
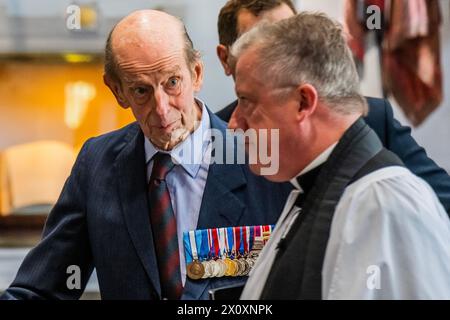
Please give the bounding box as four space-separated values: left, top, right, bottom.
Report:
230 49 301 182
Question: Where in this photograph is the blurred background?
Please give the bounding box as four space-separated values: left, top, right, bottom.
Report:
0 0 448 298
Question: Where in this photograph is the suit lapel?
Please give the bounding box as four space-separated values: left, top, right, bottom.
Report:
114 124 161 297
197 162 246 228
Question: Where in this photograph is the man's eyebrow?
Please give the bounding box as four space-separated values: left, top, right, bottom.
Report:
161 66 182 76
122 66 182 85
123 77 145 85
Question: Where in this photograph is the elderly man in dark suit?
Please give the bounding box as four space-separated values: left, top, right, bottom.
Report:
215 0 450 215
0 10 290 300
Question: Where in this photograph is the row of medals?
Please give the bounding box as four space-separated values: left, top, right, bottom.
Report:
187 241 263 280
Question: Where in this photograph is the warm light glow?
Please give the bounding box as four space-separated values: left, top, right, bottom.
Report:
80 5 98 29
63 53 94 63
65 81 96 129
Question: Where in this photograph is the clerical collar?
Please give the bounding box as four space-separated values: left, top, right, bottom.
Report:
290 142 337 192
144 98 211 178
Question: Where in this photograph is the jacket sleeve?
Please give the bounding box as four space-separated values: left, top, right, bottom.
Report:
1 140 94 300
383 99 450 215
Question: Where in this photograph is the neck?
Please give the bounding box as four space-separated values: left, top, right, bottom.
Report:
292 113 361 178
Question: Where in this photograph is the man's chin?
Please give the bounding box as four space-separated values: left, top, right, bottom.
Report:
149 127 190 151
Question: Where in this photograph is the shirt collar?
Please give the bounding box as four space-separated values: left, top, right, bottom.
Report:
290 142 338 191
144 98 211 178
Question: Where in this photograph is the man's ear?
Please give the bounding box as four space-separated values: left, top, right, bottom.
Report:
216 44 233 76
192 60 204 93
103 74 129 109
295 83 318 121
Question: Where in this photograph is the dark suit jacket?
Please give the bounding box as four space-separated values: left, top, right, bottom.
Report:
216 97 450 214
1 108 291 300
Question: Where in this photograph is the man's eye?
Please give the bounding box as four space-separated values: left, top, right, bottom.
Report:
134 87 148 96
167 77 179 88
238 97 248 105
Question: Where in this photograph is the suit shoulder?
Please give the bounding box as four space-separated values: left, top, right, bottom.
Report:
84 122 139 149
365 97 387 121
77 122 141 167
363 97 394 144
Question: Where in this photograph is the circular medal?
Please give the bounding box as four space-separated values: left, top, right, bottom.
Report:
217 259 227 277
235 258 244 276
187 260 205 280
224 258 235 276
241 259 250 276
230 259 240 276
211 260 221 278
202 261 212 278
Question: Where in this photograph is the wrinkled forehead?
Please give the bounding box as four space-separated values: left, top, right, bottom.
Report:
113 30 188 81
114 25 185 60
117 52 187 84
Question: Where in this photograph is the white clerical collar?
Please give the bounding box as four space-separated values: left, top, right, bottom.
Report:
290 142 338 191
144 98 211 178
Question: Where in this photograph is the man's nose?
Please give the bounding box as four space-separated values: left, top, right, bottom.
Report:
228 106 248 131
153 88 170 118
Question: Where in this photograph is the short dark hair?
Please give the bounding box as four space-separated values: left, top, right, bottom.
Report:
104 23 199 82
218 0 297 47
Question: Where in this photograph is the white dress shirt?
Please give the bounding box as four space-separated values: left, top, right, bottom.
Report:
145 98 211 285
241 145 450 299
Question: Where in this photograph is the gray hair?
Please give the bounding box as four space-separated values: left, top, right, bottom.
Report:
230 12 368 115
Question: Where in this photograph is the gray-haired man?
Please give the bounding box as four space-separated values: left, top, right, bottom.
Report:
229 13 450 299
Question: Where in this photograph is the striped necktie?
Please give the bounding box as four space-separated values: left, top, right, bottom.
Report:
148 153 183 299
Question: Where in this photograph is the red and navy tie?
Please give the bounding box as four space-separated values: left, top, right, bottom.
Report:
148 153 183 299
